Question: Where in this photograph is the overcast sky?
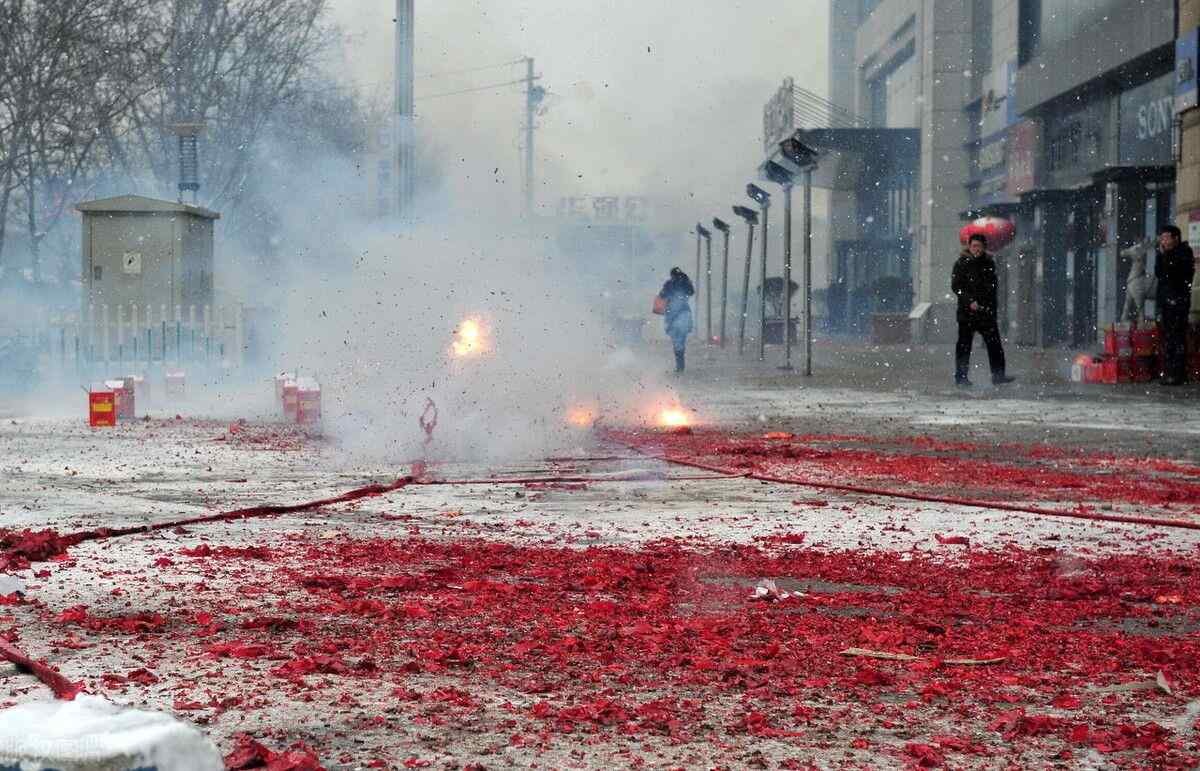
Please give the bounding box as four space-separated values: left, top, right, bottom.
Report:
328 1 828 228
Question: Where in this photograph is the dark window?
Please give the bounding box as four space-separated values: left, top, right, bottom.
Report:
1019 0 1039 64
973 0 993 75
93 265 102 281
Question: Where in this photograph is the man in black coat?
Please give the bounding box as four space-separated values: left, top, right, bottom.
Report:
1155 225 1196 385
952 233 1014 387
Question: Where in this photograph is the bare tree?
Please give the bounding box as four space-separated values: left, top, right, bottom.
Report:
102 0 329 218
0 0 164 275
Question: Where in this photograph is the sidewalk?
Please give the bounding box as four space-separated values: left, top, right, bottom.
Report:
669 334 1200 402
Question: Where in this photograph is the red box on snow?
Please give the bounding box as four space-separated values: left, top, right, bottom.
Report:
88 389 117 427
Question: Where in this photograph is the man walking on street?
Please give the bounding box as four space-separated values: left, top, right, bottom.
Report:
952 233 1014 387
1155 225 1195 386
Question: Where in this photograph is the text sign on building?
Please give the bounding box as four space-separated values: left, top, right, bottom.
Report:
557 196 649 222
1006 120 1040 196
1119 72 1175 166
1177 28 1199 114
763 78 796 153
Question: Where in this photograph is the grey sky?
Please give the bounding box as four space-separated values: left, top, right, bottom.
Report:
329 1 827 227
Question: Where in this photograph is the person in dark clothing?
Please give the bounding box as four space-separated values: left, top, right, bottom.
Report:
952 233 1014 387
1155 225 1196 386
658 267 695 372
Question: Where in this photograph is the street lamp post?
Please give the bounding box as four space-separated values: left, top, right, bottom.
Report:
732 205 758 356
712 218 730 348
761 160 796 371
696 223 712 344
802 167 813 376
746 184 771 362
779 135 820 377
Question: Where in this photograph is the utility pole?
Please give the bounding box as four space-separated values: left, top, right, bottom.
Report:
394 0 415 221
522 57 544 219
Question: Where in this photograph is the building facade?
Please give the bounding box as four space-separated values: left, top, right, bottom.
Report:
827 0 1181 346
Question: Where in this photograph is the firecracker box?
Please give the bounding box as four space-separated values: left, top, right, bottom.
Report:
296 378 321 425
1131 324 1159 357
1098 356 1134 384
282 380 299 420
88 388 117 427
1084 360 1105 384
274 372 294 405
1104 326 1133 358
105 379 135 420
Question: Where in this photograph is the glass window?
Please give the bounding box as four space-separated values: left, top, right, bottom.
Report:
867 45 919 129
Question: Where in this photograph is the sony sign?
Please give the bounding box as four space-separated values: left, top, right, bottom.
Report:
1120 72 1176 166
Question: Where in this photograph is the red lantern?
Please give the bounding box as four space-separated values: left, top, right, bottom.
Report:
959 217 1016 250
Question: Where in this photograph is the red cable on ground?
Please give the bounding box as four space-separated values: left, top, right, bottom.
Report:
0 638 83 700
614 442 1200 531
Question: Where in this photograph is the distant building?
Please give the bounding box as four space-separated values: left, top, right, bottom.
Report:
823 0 1178 346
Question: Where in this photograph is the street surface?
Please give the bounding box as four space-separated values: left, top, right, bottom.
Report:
1 340 1199 769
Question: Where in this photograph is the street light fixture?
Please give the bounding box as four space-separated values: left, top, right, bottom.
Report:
759 160 796 371
779 133 820 377
732 205 758 356
712 218 730 348
745 184 771 361
695 223 713 344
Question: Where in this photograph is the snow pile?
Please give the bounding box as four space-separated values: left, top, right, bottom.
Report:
0 696 221 771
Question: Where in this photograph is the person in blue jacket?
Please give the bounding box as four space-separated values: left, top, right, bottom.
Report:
658 267 695 372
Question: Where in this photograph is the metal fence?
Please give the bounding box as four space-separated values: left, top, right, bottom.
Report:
4 303 245 374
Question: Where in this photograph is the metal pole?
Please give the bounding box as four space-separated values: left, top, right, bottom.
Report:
394 0 415 220
803 168 813 377
738 222 756 355
719 228 730 347
524 57 535 219
705 234 713 344
695 229 702 300
781 183 794 371
758 203 770 362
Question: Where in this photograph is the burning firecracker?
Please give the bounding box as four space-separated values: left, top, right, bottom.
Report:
450 317 488 358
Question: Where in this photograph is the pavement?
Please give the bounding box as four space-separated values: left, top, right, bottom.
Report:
0 340 1197 768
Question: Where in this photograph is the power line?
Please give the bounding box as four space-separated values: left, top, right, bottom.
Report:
415 59 525 80
415 76 536 102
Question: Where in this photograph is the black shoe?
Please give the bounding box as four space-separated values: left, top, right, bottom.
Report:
674 351 685 373
956 379 972 388
992 374 1016 385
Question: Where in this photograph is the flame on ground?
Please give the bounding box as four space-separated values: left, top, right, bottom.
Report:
450 318 488 358
658 408 691 428
567 407 597 428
